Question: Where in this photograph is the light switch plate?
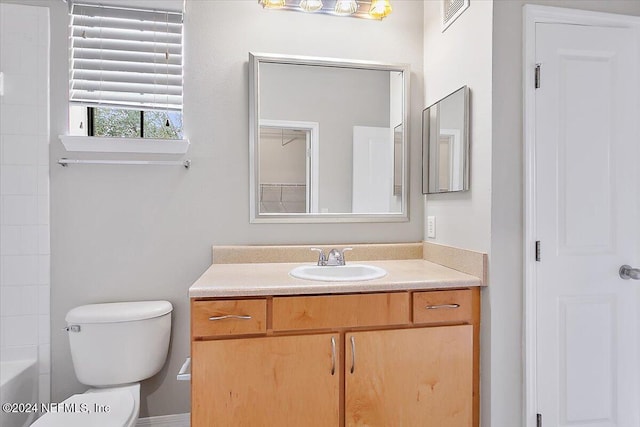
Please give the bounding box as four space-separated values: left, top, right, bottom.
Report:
427 216 436 238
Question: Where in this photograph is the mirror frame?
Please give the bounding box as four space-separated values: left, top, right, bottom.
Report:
421 86 470 194
249 52 410 223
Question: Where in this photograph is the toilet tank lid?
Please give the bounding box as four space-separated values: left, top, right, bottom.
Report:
65 301 173 324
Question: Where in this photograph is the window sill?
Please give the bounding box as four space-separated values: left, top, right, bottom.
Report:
59 135 190 154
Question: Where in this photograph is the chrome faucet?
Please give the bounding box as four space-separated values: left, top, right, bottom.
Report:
310 248 327 266
311 247 352 266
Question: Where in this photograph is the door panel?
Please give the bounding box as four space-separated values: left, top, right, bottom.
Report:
560 296 615 422
192 334 340 427
345 326 473 427
535 23 639 427
556 50 615 254
352 126 395 213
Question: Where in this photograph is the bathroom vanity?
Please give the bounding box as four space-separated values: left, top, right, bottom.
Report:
189 243 485 427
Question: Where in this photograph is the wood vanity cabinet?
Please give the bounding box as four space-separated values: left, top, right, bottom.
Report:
192 333 340 426
345 326 473 426
191 288 480 427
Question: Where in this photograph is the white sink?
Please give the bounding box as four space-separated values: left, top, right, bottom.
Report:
289 264 387 282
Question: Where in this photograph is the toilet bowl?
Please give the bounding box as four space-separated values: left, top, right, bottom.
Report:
32 301 172 427
31 384 139 427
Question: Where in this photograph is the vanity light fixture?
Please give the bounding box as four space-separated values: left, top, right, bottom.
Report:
258 0 393 20
260 0 286 8
334 0 358 15
299 0 323 12
369 0 392 19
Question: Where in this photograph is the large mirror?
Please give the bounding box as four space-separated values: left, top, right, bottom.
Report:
249 53 409 223
422 86 469 194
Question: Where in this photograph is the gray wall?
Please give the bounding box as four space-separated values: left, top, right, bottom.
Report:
2 0 425 418
261 64 390 212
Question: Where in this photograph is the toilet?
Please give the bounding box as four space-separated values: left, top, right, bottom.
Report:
32 301 173 427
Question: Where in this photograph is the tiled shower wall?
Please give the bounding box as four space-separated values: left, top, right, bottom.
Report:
0 3 51 403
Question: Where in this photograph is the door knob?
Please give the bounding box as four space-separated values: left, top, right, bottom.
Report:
619 265 640 280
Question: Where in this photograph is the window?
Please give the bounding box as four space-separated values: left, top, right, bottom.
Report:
88 107 183 139
67 2 184 144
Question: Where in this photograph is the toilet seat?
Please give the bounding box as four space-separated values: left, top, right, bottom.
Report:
31 388 135 427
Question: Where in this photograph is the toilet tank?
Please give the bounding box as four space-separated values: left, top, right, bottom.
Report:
65 301 173 387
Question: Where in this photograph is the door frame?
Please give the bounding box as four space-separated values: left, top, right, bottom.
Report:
522 5 640 427
258 119 320 214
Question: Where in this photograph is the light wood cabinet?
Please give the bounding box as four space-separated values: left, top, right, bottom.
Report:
345 326 473 426
272 292 409 331
191 288 479 427
192 299 266 337
192 333 340 427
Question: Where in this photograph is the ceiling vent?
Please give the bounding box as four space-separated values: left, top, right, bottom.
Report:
442 0 469 32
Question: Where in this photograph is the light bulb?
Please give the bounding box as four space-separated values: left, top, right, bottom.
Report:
299 0 323 12
260 0 286 9
334 0 357 15
369 0 392 19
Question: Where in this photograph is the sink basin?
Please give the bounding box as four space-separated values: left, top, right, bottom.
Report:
289 264 387 282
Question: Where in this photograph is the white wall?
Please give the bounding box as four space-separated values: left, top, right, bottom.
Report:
259 133 307 184
423 0 493 252
0 1 50 403
0 0 424 418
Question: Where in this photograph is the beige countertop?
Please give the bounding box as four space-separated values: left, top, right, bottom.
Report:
189 258 482 298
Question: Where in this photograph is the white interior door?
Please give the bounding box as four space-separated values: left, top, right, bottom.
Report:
534 22 640 426
352 126 394 213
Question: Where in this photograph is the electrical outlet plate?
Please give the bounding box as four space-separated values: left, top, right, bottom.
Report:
427 216 436 238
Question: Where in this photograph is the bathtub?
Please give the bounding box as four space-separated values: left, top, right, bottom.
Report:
0 359 38 427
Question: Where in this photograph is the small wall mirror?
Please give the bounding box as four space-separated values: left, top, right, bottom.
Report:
422 86 469 194
249 53 409 223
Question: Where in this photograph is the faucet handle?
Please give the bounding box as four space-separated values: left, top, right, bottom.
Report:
340 247 353 263
310 247 326 266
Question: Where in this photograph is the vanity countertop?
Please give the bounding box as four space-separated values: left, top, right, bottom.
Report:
189 258 482 298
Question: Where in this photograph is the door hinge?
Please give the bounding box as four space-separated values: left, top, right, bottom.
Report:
535 64 541 89
537 413 542 427
535 241 541 262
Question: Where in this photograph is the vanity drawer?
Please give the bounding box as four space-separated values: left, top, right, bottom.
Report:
412 289 472 325
273 292 410 331
192 299 267 337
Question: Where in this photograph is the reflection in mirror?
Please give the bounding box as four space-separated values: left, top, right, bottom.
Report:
249 53 409 223
422 86 469 194
258 121 317 214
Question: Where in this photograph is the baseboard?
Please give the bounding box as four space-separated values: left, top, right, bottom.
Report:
136 413 190 427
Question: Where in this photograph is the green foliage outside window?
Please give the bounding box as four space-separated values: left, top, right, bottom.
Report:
144 111 183 139
93 108 140 138
92 107 183 139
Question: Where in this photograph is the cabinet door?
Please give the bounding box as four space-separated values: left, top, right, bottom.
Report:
345 325 473 427
192 333 339 427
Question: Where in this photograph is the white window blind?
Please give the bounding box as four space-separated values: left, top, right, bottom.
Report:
69 3 183 111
